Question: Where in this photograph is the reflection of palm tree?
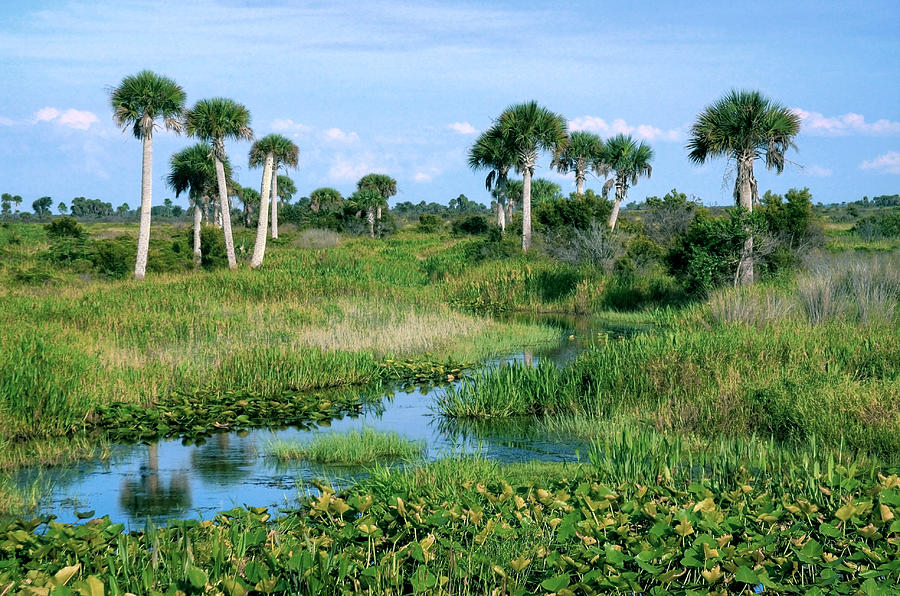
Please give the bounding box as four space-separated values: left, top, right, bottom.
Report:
119 443 191 519
190 433 254 486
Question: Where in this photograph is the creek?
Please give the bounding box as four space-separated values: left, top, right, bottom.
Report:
14 316 648 526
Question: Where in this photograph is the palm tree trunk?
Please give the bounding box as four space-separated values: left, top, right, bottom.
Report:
193 201 202 267
575 170 585 196
270 170 279 237
134 133 153 280
376 205 382 220
608 177 625 231
522 169 533 252
497 200 506 232
214 154 237 269
735 156 755 285
270 169 279 239
506 201 513 226
251 153 274 269
367 207 375 238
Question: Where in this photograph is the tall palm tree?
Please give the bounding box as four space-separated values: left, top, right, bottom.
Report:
167 142 222 264
468 124 517 232
357 173 397 221
552 130 605 196
687 89 801 284
599 134 653 231
496 102 568 251
110 70 186 280
268 136 299 240
248 134 284 268
184 98 253 269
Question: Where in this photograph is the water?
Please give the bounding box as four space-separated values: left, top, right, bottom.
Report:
14 316 648 526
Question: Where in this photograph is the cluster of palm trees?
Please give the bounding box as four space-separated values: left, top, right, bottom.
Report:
470 92 800 284
112 69 800 286
468 102 655 251
111 70 299 280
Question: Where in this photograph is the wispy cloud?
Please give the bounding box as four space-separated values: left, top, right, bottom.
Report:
413 166 442 182
321 128 360 143
860 151 900 174
804 164 833 177
0 115 15 126
33 107 99 130
793 109 900 136
568 116 683 141
270 119 312 137
448 122 477 135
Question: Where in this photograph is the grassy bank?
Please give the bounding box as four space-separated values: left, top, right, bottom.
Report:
267 428 425 465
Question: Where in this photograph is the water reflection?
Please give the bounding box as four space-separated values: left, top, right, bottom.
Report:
119 444 191 519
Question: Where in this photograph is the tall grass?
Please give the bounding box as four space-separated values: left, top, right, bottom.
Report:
1 225 559 444
267 428 425 465
437 318 900 458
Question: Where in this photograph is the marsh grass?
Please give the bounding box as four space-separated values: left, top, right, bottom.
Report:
267 428 425 465
0 225 560 445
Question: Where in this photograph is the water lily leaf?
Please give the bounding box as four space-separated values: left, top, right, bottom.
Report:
74 510 95 520
540 574 570 591
734 566 760 584
53 564 81 587
186 566 208 589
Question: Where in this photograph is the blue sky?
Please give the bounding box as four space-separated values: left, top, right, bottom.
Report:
1 0 898 212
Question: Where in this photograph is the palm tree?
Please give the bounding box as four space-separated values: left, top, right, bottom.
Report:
599 134 653 231
468 124 517 232
277 175 296 203
352 189 383 238
496 102 568 251
184 98 253 269
687 90 801 284
310 187 343 213
268 136 299 240
357 173 397 221
247 134 285 268
167 142 221 264
552 131 605 196
110 70 186 280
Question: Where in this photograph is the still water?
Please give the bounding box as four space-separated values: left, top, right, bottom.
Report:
15 317 646 526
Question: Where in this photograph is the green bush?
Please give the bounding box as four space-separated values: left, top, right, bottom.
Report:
417 213 443 232
451 215 490 235
44 217 84 240
853 209 900 239
90 236 134 279
667 210 752 295
200 225 228 270
534 190 612 232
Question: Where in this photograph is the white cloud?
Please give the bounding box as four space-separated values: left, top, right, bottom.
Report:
57 109 99 130
0 116 14 126
792 109 900 136
413 166 442 182
270 119 312 136
448 121 477 135
33 106 99 130
328 157 372 182
860 151 900 174
321 127 360 143
568 116 683 141
34 107 61 122
805 164 833 177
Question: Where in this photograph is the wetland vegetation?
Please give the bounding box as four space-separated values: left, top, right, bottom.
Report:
1 80 898 593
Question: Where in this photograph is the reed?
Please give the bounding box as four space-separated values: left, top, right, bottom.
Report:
266 428 425 465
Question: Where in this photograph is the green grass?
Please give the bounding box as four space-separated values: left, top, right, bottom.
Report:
0 223 560 449
267 428 426 465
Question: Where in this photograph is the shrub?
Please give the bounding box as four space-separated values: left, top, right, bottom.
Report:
90 236 134 279
534 190 612 232
853 209 900 239
200 225 228 270
45 217 84 240
417 214 443 233
451 215 489 235
542 224 623 272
